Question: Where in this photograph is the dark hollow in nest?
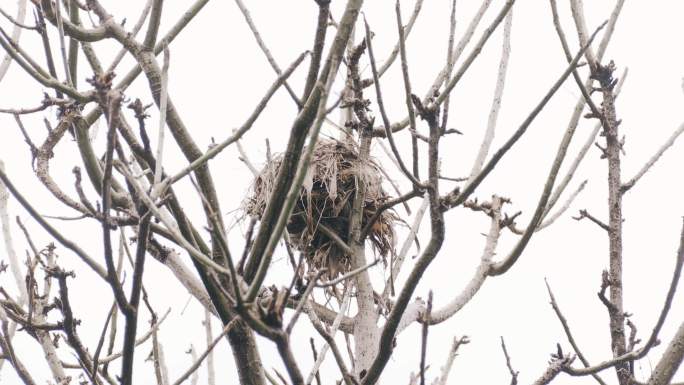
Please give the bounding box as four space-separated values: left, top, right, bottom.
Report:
244 139 396 279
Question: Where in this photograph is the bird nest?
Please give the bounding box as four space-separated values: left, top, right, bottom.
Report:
244 139 396 278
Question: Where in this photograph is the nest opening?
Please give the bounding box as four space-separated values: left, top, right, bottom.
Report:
244 139 396 279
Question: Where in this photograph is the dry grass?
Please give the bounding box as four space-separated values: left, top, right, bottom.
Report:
244 139 396 278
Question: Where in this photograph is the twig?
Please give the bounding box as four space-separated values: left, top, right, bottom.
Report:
621 122 684 194
573 209 609 232
444 21 606 211
500 337 519 385
394 0 419 177
434 336 470 385
548 0 605 128
363 15 422 188
0 322 38 385
428 196 504 324
242 0 361 290
106 0 153 73
316 259 379 288
419 292 433 385
52 0 73 86
154 44 170 186
286 270 327 334
171 318 239 385
439 0 458 135
464 24 608 278
569 0 597 70
151 323 170 385
374 0 423 81
433 0 515 107
236 138 259 176
0 0 28 84
92 303 117 376
188 345 199 385
142 0 163 51
0 94 73 114
0 23 90 101
306 293 355 385
560 220 683 379
543 68 628 217
63 309 171 368
0 160 28 305
382 194 429 301
360 187 421 241
301 1 330 103
545 279 608 385
244 40 341 302
467 8 512 184
309 338 322 385
536 180 587 231
0 161 107 279
361 77 446 385
533 350 574 385
305 289 352 385
0 4 34 31
233 0 302 107
162 51 307 188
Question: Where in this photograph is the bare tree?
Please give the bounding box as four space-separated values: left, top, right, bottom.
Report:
0 1 682 385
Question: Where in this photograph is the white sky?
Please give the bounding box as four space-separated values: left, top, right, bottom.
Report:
0 1 683 384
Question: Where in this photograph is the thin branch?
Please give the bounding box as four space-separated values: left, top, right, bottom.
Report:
286 270 326 334
316 259 379 288
171 318 238 385
363 16 423 188
543 68 627 217
162 51 307 188
106 0 153 73
0 24 90 101
0 160 28 305
143 0 163 51
362 81 446 385
305 290 354 385
204 309 216 385
439 0 458 135
621 122 684 194
428 196 504 324
0 0 28 84
382 194 429 301
419 292 433 385
52 0 73 86
536 180 587 231
500 337 519 385
63 309 171 368
0 322 38 385
545 279 608 385
533 352 574 385
434 336 470 385
444 22 606 210
573 209 609 232
0 161 107 279
309 338 322 385
394 0 419 177
151 323 170 385
433 0 514 107
154 44 170 186
245 42 340 302
301 0 330 103
561 219 683 378
374 0 423 81
37 0 108 42
233 0 302 107
467 7 512 184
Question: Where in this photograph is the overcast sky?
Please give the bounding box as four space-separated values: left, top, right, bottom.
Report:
0 1 683 384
